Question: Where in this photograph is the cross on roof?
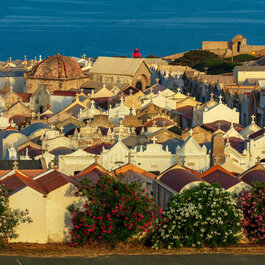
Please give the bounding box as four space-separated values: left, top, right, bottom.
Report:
125 152 135 164
187 92 190 97
210 92 214 100
189 128 193 136
251 114 256 124
13 161 18 170
218 95 223 104
155 77 159 85
151 136 157 144
129 89 133 95
181 159 185 166
214 155 220 163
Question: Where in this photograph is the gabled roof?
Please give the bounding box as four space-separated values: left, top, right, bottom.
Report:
240 122 261 139
112 163 156 180
0 171 46 195
74 163 109 182
34 169 76 194
199 164 240 190
89 57 151 76
249 128 265 140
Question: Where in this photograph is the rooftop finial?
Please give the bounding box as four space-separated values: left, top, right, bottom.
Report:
251 114 256 124
218 95 223 104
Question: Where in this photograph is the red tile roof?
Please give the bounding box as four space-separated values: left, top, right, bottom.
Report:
75 163 109 182
199 164 240 189
111 163 156 180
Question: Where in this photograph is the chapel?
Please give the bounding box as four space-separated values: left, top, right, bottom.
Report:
26 54 90 93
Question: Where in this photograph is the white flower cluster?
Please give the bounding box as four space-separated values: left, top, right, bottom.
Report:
151 183 243 249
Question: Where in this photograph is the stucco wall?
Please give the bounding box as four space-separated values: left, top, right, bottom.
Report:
9 183 80 243
46 183 77 243
9 187 48 243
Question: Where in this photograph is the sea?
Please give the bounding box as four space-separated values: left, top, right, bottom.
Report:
0 0 265 61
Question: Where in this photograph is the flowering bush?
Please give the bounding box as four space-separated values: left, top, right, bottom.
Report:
0 185 32 246
240 181 265 244
68 175 160 247
151 183 243 249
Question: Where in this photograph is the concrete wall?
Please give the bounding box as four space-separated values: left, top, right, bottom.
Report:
9 187 48 243
9 183 80 243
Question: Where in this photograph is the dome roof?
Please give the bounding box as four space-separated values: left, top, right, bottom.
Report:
30 54 85 79
159 165 202 192
241 170 265 185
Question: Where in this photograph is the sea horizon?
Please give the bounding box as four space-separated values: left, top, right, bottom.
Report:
1 0 265 61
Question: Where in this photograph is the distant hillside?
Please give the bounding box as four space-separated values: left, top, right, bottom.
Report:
169 50 240 75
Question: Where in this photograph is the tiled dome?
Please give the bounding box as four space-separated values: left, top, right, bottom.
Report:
30 54 85 79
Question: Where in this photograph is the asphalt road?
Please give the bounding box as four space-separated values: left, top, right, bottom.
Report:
0 255 264 265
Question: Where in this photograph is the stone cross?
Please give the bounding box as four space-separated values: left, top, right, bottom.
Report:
129 89 133 95
13 161 18 170
210 92 214 100
91 99 95 108
189 128 193 136
60 126 64 133
125 152 135 164
214 155 220 164
251 114 256 124
177 88 181 94
50 123 55 130
155 78 159 85
187 92 190 97
218 95 223 104
151 136 157 144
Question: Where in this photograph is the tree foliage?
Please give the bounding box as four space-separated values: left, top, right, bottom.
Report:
68 175 160 247
169 50 239 74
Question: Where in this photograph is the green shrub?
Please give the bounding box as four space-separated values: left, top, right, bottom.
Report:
151 183 243 249
240 181 265 244
68 175 160 247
